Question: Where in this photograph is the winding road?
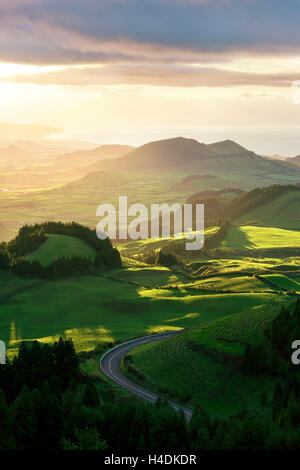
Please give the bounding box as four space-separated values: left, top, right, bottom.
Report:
100 330 194 420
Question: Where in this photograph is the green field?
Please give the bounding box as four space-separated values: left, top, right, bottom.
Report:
1 178 300 421
122 328 273 417
27 233 96 266
178 275 274 292
108 266 184 286
189 256 300 277
122 299 296 417
0 271 40 300
118 227 218 257
259 274 300 292
0 267 284 358
2 216 299 368
221 225 300 251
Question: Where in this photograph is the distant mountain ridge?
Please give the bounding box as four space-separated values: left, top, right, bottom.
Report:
56 144 134 168
91 137 300 179
109 137 254 170
285 155 300 166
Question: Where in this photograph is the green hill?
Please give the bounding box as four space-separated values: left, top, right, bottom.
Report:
235 190 300 230
259 274 300 292
27 233 97 267
221 226 300 251
172 174 232 193
122 299 296 416
187 187 244 203
57 171 127 195
187 185 300 231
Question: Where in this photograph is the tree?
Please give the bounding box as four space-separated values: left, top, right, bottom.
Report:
83 383 100 408
0 388 14 449
35 381 61 448
10 385 37 449
61 427 107 450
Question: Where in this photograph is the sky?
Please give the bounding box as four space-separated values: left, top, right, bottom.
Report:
1 0 300 155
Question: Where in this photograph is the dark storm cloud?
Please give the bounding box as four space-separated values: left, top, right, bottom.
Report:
0 0 299 64
1 1 299 87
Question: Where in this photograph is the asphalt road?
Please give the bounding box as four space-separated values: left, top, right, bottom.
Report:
100 330 194 421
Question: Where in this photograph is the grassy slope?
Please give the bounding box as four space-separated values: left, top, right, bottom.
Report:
123 299 296 417
0 271 39 300
109 266 183 286
189 256 300 278
221 226 300 251
0 268 284 357
235 191 300 230
118 227 218 257
171 175 232 194
1 171 299 236
259 274 300 292
179 275 274 292
26 234 96 267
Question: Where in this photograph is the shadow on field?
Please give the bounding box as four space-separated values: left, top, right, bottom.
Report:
228 227 255 249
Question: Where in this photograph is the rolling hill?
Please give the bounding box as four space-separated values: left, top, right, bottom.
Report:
171 174 233 193
285 155 300 166
121 299 293 416
234 189 300 230
187 185 300 231
55 144 134 168
221 225 300 251
58 171 127 194
27 233 97 267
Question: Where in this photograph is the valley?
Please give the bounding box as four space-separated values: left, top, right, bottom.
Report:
0 135 299 428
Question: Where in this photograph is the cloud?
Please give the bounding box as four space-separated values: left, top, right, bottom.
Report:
0 0 299 89
4 64 300 88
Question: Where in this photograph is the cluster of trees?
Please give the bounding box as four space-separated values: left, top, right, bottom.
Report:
202 220 230 252
34 221 114 253
0 338 299 450
155 249 183 267
134 249 157 265
243 299 300 377
187 187 244 203
131 220 231 265
242 299 300 445
187 196 231 228
0 338 79 402
0 338 79 450
4 225 47 258
0 221 121 279
134 248 183 267
10 255 96 279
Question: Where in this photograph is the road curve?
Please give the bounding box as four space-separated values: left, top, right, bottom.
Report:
100 330 194 421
